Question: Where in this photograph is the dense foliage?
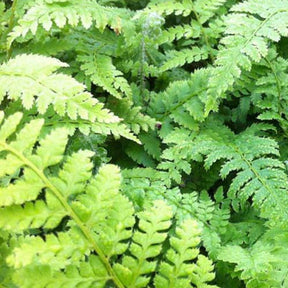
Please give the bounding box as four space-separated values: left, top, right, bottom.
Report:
0 0 288 287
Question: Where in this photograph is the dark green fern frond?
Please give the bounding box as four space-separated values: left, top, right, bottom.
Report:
149 69 208 137
192 121 288 225
107 98 156 134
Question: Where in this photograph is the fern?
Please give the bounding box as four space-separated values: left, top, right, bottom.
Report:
0 54 114 120
154 219 218 288
218 227 288 288
78 54 132 99
0 54 139 142
160 47 209 72
122 168 230 258
2 0 288 286
113 201 173 287
206 0 288 114
8 0 132 45
192 121 288 225
149 69 208 138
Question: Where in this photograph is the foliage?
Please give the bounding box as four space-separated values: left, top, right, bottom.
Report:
1 0 288 287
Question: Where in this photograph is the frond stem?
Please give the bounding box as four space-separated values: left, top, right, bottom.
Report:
6 0 18 59
0 141 125 288
263 56 283 116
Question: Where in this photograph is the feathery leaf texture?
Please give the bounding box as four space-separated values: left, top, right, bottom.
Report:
79 54 132 99
0 111 217 287
206 0 288 114
154 219 218 288
191 121 288 224
0 54 140 143
8 0 132 45
0 54 117 122
159 119 288 226
2 0 288 286
218 228 288 288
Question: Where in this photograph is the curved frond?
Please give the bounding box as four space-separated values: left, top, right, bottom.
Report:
8 0 132 45
206 0 288 114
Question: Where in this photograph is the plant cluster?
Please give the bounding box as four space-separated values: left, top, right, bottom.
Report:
0 0 288 287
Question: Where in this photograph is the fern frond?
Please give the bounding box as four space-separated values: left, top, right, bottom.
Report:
78 54 132 99
43 112 140 143
0 54 140 142
7 230 91 269
113 200 173 288
206 0 288 114
193 0 228 24
122 169 230 257
0 54 118 122
247 50 288 131
0 112 134 286
158 118 288 224
0 110 218 286
192 121 288 224
12 256 110 288
156 24 198 46
155 219 218 288
160 47 209 72
218 228 288 288
139 0 194 17
0 200 65 232
107 98 156 134
73 164 135 259
149 69 208 136
0 112 71 228
8 0 132 45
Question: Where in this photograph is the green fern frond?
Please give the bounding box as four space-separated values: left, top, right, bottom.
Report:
0 54 118 122
156 24 198 46
155 219 218 288
149 69 208 136
218 228 288 288
0 112 70 229
113 200 173 288
107 98 156 134
158 118 288 224
78 54 132 99
122 168 230 257
139 0 194 17
0 54 140 143
7 230 91 269
160 47 209 72
192 121 288 224
246 50 288 132
43 112 140 143
12 255 110 288
125 141 157 167
0 110 217 287
206 0 288 114
73 164 135 259
8 0 132 45
193 0 228 24
0 112 133 286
